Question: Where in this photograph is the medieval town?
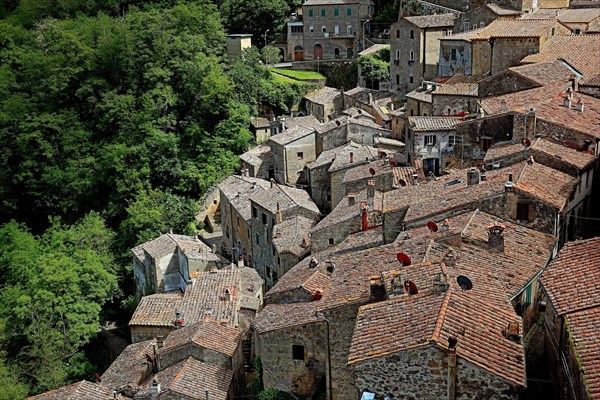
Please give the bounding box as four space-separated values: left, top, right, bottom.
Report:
25 0 600 399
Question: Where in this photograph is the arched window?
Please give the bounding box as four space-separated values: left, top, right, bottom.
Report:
314 43 323 60
346 48 354 58
334 48 340 58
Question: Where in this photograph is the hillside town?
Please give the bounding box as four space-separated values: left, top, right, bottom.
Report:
27 0 600 400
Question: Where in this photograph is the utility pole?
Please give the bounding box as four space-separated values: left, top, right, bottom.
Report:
264 29 270 64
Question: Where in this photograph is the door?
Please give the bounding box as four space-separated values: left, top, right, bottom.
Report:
314 44 323 60
294 45 304 61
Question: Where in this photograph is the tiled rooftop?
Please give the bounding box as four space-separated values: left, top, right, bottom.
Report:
516 161 578 210
344 87 395 105
433 74 479 96
250 116 270 129
161 319 241 356
486 3 520 15
405 89 432 103
564 306 600 399
358 44 390 57
132 234 223 268
472 18 561 40
342 159 394 184
282 115 321 130
312 188 383 232
249 182 320 216
328 144 378 172
522 7 600 23
521 35 600 85
219 175 271 221
483 142 527 165
540 237 600 316
304 86 341 105
240 144 272 166
101 340 154 394
509 60 577 86
269 125 315 146
479 81 569 115
404 13 456 28
135 357 233 400
273 215 314 257
253 302 322 333
408 116 463 132
27 381 123 400
530 137 595 170
303 0 357 4
129 269 241 328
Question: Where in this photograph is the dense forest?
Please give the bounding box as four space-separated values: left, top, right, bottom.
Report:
0 0 314 397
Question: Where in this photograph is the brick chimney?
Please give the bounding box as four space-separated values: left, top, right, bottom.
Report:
369 275 386 302
156 336 164 349
526 107 536 138
488 223 505 252
447 337 458 400
502 321 522 343
361 203 368 232
349 151 354 163
433 272 449 293
237 255 244 268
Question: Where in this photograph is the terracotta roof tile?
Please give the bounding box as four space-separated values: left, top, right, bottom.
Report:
218 176 271 221
408 116 463 132
530 137 595 170
540 237 600 315
273 215 315 257
404 13 457 28
304 86 341 104
486 3 520 15
483 142 527 165
509 60 578 86
161 319 241 356
240 144 272 166
342 159 395 184
269 125 314 146
250 182 320 216
522 8 600 23
129 269 241 328
515 161 578 210
282 115 321 130
101 340 155 394
311 188 383 232
564 306 600 399
254 302 321 333
27 381 123 400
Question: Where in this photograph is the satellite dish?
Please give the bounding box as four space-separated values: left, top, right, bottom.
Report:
521 137 531 148
404 280 418 295
427 221 438 233
397 253 412 266
457 275 473 291
369 167 376 176
398 179 406 187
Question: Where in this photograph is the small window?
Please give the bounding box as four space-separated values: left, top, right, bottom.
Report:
347 7 352 16
262 213 267 224
292 345 305 360
255 233 260 244
272 218 275 226
321 8 326 16
322 26 326 33
328 238 334 245
409 76 414 84
347 25 352 35
396 29 400 38
297 151 304 159
395 49 400 59
448 135 463 146
451 48 457 61
551 28 555 35
334 8 339 16
425 135 436 146
463 22 470 31
517 202 530 221
252 207 258 218
574 28 581 34
410 29 414 39
396 74 400 85
309 25 314 32
409 50 414 61
308 9 313 17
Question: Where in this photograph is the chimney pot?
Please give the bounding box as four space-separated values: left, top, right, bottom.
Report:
467 167 480 186
350 151 354 163
348 194 356 206
369 275 386 302
156 336 164 348
488 223 505 252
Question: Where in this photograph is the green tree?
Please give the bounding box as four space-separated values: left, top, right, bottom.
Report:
220 0 289 44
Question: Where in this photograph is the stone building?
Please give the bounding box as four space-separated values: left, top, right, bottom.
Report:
439 18 571 78
218 175 271 267
132 233 227 298
300 0 372 61
304 86 343 123
272 215 315 280
341 158 398 194
389 13 457 98
129 268 263 343
253 302 328 397
249 182 320 288
539 237 600 400
103 319 244 399
406 116 464 175
249 116 271 143
240 144 274 179
306 141 378 212
522 8 600 34
342 87 397 127
287 16 305 61
454 3 520 33
269 125 318 185
226 34 252 62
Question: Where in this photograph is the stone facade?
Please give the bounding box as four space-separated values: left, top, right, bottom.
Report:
439 38 472 77
270 131 316 185
255 322 328 397
478 69 540 97
301 0 363 61
353 344 519 400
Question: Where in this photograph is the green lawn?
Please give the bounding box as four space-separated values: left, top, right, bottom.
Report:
270 71 310 85
271 68 326 81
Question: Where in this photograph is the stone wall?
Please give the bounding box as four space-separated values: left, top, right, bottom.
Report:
353 344 520 400
454 114 515 161
285 133 317 185
478 70 538 98
276 251 304 283
319 125 348 154
250 202 278 288
491 38 541 76
255 321 328 397
265 287 314 305
382 206 409 244
432 94 478 116
131 325 174 344
308 162 333 213
406 96 432 117
311 213 362 253
343 170 395 195
439 39 472 77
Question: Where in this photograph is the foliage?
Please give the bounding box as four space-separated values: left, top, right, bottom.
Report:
358 54 390 89
0 214 118 394
325 61 359 89
0 358 28 400
220 0 289 45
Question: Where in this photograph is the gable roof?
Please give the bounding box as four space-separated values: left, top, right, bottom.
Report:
403 13 457 28
540 237 600 316
530 137 595 171
254 302 322 333
27 381 123 400
218 175 271 221
304 86 341 105
522 7 600 23
515 161 578 210
508 60 578 86
240 144 272 166
101 340 155 394
564 307 600 399
408 116 463 132
273 215 315 257
161 319 241 357
249 182 320 216
269 125 315 146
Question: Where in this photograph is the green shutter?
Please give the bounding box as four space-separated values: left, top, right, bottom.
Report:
334 8 339 16
321 8 326 16
347 7 352 15
308 9 313 17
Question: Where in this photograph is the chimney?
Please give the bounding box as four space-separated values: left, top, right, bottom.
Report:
251 180 256 189
367 180 375 199
156 336 164 349
368 93 373 105
433 272 449 292
369 275 386 302
441 219 450 232
237 255 244 268
326 261 335 275
349 151 354 163
348 194 356 206
488 223 505 252
151 379 161 400
309 257 318 269
467 167 480 186
390 272 403 295
526 107 536 138
270 178 276 188
383 157 390 166
275 202 283 224
447 337 458 400
223 288 231 302
443 248 455 267
502 321 521 343
412 173 419 185
361 204 369 232
574 100 584 112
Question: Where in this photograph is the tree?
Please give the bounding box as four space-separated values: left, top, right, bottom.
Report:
220 0 289 44
358 53 390 89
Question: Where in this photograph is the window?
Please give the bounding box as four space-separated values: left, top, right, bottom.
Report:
334 8 339 16
463 22 470 31
442 29 447 36
574 28 581 34
551 28 555 35
448 135 463 146
262 213 267 224
252 207 257 218
395 49 400 59
328 238 334 245
308 9 313 17
347 7 352 16
451 48 457 61
480 22 485 28
481 138 491 152
291 25 303 33
297 152 304 159
396 29 400 38
347 25 352 35
410 29 414 39
409 76 414 83
322 26 326 33
292 345 305 360
321 8 326 16
517 202 530 221
255 233 260 244
425 135 436 146
396 74 400 85
309 25 314 32
409 50 414 61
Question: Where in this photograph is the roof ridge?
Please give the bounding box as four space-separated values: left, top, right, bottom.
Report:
431 289 452 343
